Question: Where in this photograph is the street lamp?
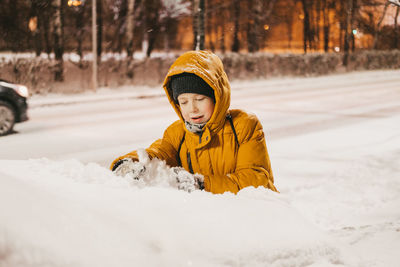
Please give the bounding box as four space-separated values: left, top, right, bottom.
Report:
68 0 97 92
68 0 82 6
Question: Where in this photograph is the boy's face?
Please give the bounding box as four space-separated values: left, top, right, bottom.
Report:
177 93 215 124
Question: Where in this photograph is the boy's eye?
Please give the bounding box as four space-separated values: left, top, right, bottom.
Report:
179 101 188 105
196 97 205 101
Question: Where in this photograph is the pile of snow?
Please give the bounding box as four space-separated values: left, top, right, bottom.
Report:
0 158 343 267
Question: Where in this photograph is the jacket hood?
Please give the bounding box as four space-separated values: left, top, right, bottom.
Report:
163 50 231 134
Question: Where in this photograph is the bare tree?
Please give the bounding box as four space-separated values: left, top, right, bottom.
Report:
373 1 390 49
278 0 296 49
322 0 331 52
314 0 321 50
231 0 240 52
1 0 28 52
300 0 312 53
394 5 400 48
140 0 162 57
206 0 215 51
124 0 135 78
247 0 262 52
68 2 85 61
39 0 52 58
126 0 135 58
350 0 358 52
193 0 205 50
29 1 42 56
246 0 277 52
109 0 127 53
217 0 226 53
160 0 190 53
52 0 64 81
343 0 354 66
96 0 102 57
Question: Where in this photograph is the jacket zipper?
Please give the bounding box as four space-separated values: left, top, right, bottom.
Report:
187 132 203 174
187 152 194 174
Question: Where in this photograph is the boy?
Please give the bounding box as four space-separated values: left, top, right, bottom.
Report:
111 50 277 194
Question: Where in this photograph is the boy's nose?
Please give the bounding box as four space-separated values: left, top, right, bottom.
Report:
190 101 198 112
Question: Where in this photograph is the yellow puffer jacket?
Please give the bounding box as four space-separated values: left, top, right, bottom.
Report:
111 50 277 194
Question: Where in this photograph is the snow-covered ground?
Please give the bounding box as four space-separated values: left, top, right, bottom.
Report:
0 51 179 62
1 70 399 267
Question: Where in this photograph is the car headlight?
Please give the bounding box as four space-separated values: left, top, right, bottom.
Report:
0 81 29 98
14 85 29 98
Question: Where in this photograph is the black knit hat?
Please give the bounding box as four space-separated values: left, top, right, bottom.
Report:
170 73 215 103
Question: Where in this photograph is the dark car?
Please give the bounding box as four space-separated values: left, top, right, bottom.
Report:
0 79 29 136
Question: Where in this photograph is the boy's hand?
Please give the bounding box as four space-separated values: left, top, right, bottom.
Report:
112 158 146 180
172 167 204 192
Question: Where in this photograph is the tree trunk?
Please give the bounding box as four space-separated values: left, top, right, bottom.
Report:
144 0 161 58
206 0 215 51
52 0 64 81
261 0 277 50
163 18 172 53
126 0 135 58
96 0 102 57
199 0 205 50
192 0 198 50
373 2 390 49
218 0 226 53
8 0 19 52
394 6 399 49
322 0 330 52
116 0 127 53
147 29 158 57
231 0 240 52
29 1 42 56
315 0 321 50
350 0 357 52
247 0 262 52
39 3 52 58
193 0 205 50
247 0 254 52
109 0 127 53
254 0 262 52
74 5 85 61
142 22 149 56
284 2 294 49
343 0 353 66
300 0 311 53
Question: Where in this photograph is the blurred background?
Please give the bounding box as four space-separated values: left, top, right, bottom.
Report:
0 0 399 93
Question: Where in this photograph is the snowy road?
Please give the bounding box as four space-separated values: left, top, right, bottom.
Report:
2 69 399 166
1 70 400 266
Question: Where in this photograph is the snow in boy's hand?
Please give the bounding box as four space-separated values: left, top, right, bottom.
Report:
172 167 204 192
114 149 204 192
113 159 146 180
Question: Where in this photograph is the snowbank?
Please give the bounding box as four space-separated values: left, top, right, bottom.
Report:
2 50 400 94
0 159 342 267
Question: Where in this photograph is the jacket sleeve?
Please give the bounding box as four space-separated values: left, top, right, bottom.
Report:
110 121 183 170
203 115 278 194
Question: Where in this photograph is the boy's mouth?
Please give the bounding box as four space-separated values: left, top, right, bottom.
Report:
191 115 204 123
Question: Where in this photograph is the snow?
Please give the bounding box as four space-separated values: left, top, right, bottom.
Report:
0 51 178 63
1 69 400 266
